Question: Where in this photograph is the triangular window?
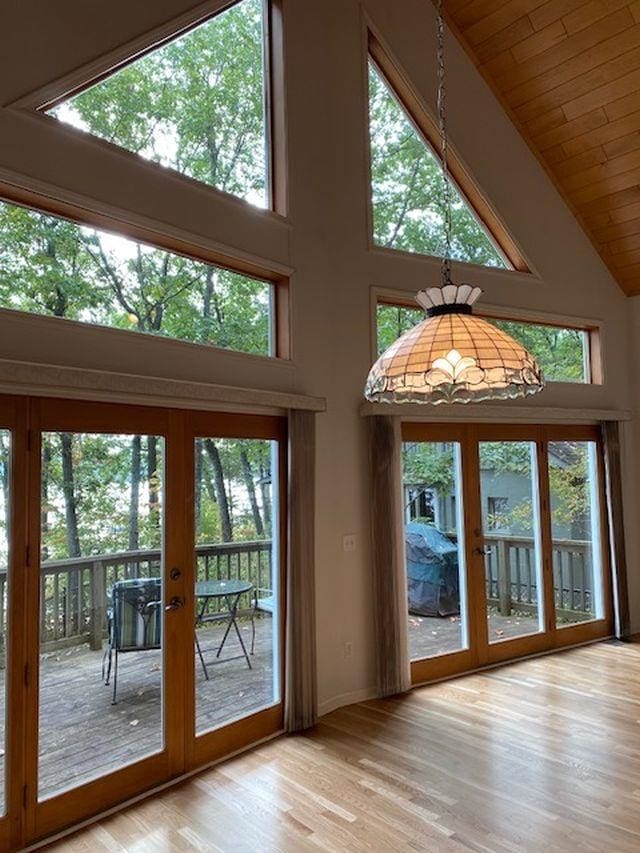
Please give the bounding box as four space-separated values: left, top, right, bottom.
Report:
368 58 510 269
47 0 268 207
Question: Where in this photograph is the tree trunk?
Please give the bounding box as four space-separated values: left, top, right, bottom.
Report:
60 432 81 634
204 439 233 542
60 433 81 557
260 464 272 531
41 438 51 561
195 443 203 537
0 432 10 537
129 435 141 552
148 436 160 534
240 445 264 537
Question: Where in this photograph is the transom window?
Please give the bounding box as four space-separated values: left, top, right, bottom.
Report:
376 301 595 384
0 199 275 357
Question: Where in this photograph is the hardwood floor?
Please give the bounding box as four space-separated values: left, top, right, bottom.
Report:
42 641 640 852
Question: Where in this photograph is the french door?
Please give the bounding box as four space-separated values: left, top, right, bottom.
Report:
402 423 613 685
0 395 286 849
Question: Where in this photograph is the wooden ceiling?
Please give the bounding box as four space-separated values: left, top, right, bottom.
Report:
445 0 640 295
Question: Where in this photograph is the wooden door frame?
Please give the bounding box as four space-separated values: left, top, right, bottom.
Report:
402 422 614 687
26 398 182 843
184 411 287 770
0 397 30 851
403 423 478 685
0 395 288 848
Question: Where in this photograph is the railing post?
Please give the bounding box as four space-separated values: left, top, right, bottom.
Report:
90 560 106 651
497 538 511 616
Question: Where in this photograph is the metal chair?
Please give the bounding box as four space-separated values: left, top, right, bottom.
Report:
102 577 162 705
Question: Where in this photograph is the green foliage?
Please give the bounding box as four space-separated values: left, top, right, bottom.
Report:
493 320 586 383
41 434 164 559
368 63 506 267
0 201 271 354
403 443 455 494
403 439 594 537
548 443 591 535
480 442 532 476
52 0 267 205
377 304 423 356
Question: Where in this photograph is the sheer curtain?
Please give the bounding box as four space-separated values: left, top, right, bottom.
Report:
369 415 411 696
284 409 318 731
601 421 631 640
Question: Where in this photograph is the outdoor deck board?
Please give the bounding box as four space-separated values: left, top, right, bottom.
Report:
0 616 275 803
0 610 581 810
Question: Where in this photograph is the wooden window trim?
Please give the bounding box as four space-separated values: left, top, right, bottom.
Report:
0 184 291 360
367 31 530 274
19 0 287 219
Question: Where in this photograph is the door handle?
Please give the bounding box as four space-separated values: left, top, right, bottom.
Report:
165 596 185 612
473 547 491 556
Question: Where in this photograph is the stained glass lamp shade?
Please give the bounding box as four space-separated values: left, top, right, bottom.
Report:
365 284 545 405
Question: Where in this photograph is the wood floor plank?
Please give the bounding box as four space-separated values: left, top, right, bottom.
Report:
41 641 640 852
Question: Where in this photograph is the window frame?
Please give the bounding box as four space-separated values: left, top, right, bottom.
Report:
0 186 291 362
16 0 287 217
365 29 530 273
372 290 603 386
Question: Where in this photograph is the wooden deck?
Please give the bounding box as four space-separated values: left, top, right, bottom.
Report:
0 616 275 803
408 609 539 660
408 608 591 660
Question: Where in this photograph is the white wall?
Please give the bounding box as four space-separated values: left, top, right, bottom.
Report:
0 0 637 715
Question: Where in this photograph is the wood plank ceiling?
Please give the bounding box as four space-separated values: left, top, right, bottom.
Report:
445 0 640 296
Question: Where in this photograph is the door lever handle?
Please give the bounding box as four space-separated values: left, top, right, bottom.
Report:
165 596 185 612
473 547 491 556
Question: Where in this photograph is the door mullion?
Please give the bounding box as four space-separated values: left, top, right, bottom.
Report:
163 411 191 775
461 426 487 668
23 399 42 841
537 439 557 640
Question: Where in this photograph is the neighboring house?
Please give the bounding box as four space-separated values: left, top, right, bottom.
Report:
404 443 587 542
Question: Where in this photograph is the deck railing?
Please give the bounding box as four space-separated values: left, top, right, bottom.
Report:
0 532 595 656
10 540 273 651
483 534 593 619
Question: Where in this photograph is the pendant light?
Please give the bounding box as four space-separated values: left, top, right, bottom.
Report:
364 1 545 405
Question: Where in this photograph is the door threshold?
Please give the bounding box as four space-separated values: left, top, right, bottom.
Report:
410 634 615 691
25 728 285 852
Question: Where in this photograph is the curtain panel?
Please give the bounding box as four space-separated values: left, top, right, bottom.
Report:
284 409 318 731
369 415 411 696
601 421 631 640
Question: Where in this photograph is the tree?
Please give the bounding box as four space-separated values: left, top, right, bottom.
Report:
368 62 506 267
0 2 276 559
52 0 266 204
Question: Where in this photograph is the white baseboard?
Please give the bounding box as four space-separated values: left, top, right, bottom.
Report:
318 686 378 718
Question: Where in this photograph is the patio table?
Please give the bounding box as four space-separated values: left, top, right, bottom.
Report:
195 579 253 679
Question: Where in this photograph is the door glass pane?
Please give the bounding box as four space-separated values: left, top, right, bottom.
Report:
479 442 544 643
549 441 604 626
402 442 467 661
194 438 279 735
38 432 164 800
0 431 10 815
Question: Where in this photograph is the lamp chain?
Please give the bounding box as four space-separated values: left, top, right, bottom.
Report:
436 0 453 286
